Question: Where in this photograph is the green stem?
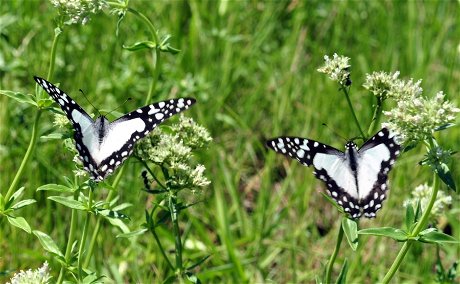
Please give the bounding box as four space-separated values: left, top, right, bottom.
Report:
342 86 365 139
5 111 42 202
46 28 62 84
126 7 161 104
169 192 183 273
78 187 94 280
56 195 78 284
83 166 125 268
148 209 175 270
382 172 439 283
325 222 344 284
367 97 384 136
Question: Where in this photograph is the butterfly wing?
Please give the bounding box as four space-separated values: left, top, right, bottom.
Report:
34 76 100 175
357 128 401 218
266 137 362 218
91 98 196 180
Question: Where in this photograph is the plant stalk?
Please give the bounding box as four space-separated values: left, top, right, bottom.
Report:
5 111 42 201
342 86 365 139
169 192 183 273
325 222 344 284
78 187 94 280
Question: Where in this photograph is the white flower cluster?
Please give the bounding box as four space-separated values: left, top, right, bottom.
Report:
317 53 351 86
403 183 452 220
383 90 459 143
363 71 459 143
50 0 106 25
135 115 212 190
7 262 51 284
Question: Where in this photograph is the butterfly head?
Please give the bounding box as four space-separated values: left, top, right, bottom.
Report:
345 141 357 150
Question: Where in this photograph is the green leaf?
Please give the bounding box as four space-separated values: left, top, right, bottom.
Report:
187 255 211 270
185 271 201 284
96 208 130 220
321 192 344 213
123 41 156 51
0 90 37 106
48 196 86 210
335 259 348 284
38 184 75 193
40 132 67 140
10 186 26 202
358 227 408 241
107 218 130 234
418 230 460 244
117 228 148 239
434 123 455 132
405 203 415 231
342 218 358 251
11 199 36 210
6 215 31 233
112 202 132 211
33 230 64 257
435 162 456 191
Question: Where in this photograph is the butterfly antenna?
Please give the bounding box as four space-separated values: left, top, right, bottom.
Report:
321 123 349 143
105 97 132 117
79 89 102 116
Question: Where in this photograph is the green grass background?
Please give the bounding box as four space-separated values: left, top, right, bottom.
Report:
0 1 459 283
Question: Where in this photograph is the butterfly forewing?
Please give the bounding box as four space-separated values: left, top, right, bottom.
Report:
93 98 196 179
34 76 196 181
266 128 400 219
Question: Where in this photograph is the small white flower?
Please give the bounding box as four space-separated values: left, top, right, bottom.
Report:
404 183 452 220
7 262 51 284
317 53 351 86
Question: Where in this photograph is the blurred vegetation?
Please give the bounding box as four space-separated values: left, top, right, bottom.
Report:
0 1 458 283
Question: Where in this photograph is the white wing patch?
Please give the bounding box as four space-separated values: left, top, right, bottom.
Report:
91 118 146 164
313 153 358 199
357 143 390 199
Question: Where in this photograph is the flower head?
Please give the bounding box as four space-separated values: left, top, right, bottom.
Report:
134 116 212 191
403 183 452 220
50 0 107 25
317 53 351 86
363 71 401 100
7 262 51 284
53 113 70 128
383 91 459 143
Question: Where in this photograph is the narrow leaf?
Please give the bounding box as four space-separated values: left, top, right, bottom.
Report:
342 218 358 251
419 231 460 244
358 227 408 241
33 230 64 257
38 184 75 193
405 204 415 231
435 163 456 191
123 41 156 51
48 196 86 210
6 215 31 233
117 228 148 238
335 259 348 284
10 186 26 202
1 90 37 106
12 199 36 210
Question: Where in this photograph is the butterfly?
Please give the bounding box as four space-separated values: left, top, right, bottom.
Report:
34 76 196 181
266 128 401 219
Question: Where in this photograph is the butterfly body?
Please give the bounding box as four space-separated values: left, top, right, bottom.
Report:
267 128 400 219
34 76 196 181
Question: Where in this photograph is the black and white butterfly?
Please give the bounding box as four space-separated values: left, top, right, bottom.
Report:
266 128 401 219
34 76 196 181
